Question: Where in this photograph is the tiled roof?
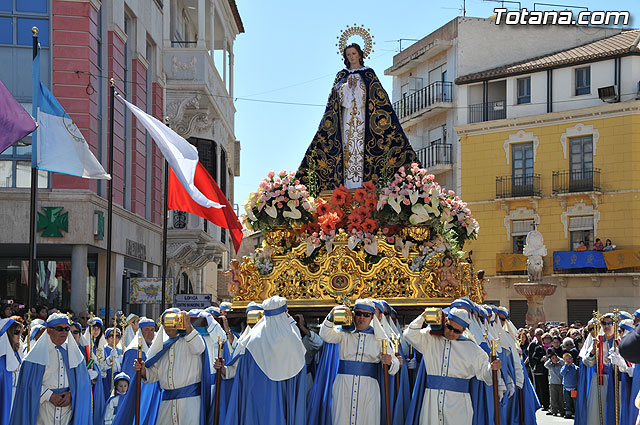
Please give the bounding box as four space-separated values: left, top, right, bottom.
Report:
456 29 640 84
228 0 244 34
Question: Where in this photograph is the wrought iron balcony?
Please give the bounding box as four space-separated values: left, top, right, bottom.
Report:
468 100 506 123
496 174 541 198
393 81 452 121
552 169 601 194
415 143 452 170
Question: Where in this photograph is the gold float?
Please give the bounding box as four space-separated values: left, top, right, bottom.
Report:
232 229 484 308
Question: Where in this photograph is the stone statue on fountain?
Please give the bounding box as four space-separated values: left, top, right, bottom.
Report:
523 228 547 282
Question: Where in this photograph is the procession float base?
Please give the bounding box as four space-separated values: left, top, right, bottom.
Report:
231 229 484 310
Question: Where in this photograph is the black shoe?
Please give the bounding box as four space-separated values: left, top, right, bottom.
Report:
542 407 549 411
565 415 573 419
546 411 554 415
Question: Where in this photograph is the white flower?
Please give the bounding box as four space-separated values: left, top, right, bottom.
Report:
409 204 430 225
409 190 419 205
283 200 301 219
348 235 360 250
244 202 257 222
306 238 318 256
388 196 402 214
364 238 378 256
265 204 278 219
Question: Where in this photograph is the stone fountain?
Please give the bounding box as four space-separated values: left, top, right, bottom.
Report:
514 229 557 325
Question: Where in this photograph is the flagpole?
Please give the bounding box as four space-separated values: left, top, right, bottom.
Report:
27 26 39 314
161 118 169 313
105 79 115 328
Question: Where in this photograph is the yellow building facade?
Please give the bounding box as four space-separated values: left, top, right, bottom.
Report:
456 101 640 326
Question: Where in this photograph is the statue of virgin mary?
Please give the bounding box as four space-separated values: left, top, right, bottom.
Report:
296 36 419 196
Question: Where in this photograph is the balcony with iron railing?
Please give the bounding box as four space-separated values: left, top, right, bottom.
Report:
415 142 453 174
393 81 453 125
468 100 506 123
496 174 541 199
552 169 601 194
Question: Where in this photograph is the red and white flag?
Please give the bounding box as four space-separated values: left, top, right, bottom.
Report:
120 95 223 209
168 163 243 253
120 96 243 252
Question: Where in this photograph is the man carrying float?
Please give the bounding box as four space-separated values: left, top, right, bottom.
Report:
404 307 502 425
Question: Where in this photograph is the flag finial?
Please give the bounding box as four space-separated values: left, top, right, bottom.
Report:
32 26 39 35
110 78 115 87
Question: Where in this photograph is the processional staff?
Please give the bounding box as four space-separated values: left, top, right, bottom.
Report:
25 310 32 353
613 309 621 425
135 335 142 425
213 336 225 425
88 313 95 365
392 336 401 400
381 339 392 425
593 311 604 425
486 335 501 425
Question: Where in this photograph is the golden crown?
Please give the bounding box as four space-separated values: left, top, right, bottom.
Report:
336 24 375 59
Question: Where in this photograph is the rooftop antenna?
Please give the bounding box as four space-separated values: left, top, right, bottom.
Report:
385 39 420 52
441 0 466 16
533 2 588 12
482 0 522 11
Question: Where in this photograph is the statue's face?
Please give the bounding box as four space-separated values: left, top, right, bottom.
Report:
345 47 361 68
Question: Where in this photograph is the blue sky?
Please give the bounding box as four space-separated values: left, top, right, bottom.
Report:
232 0 640 206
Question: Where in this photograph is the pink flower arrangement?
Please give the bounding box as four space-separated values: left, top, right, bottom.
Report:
242 170 315 233
377 163 479 243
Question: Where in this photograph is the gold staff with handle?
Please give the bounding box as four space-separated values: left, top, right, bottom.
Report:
135 335 142 425
25 310 32 353
593 311 604 425
213 336 225 425
484 334 501 425
613 309 621 425
392 335 401 400
381 339 392 425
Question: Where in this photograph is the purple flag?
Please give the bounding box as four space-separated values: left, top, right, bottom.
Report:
0 79 37 154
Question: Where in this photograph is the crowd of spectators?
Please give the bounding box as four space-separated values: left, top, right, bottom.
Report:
518 314 639 420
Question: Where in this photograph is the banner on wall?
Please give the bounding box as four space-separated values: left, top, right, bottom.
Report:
553 251 606 269
496 253 527 273
129 277 174 304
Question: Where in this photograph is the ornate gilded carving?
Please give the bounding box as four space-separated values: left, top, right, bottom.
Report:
234 232 483 307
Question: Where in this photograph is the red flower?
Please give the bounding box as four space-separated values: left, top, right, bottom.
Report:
362 218 378 234
347 223 361 234
316 200 330 216
364 191 377 201
354 188 367 203
331 185 352 206
302 221 319 235
331 190 347 206
353 206 371 218
365 199 377 211
362 181 376 192
331 207 346 221
349 212 364 225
